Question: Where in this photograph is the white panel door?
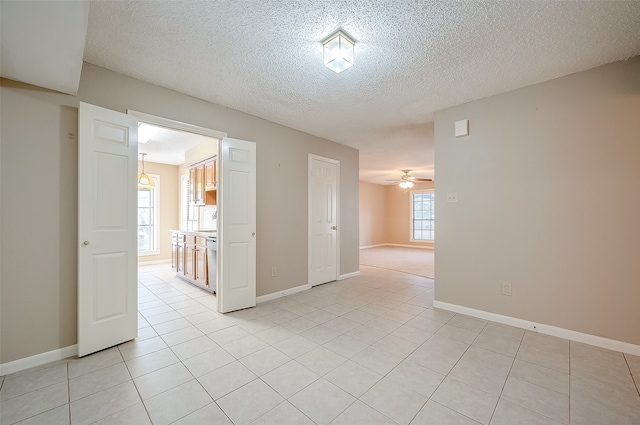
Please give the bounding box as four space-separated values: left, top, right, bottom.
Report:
78 102 138 357
309 155 339 286
218 137 256 313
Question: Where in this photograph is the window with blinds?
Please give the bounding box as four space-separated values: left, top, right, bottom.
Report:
411 190 434 241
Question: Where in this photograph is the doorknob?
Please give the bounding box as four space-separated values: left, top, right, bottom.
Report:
82 241 90 246
252 232 256 237
331 226 337 230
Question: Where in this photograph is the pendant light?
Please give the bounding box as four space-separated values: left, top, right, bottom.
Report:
138 153 155 190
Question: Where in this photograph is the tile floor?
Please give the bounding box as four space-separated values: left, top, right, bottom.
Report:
1 264 639 425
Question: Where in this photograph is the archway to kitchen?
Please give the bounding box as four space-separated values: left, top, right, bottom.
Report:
130 110 225 305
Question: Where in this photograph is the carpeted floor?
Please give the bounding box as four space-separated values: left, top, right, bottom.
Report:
359 245 434 278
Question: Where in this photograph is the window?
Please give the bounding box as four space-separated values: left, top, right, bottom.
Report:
411 190 434 241
138 174 159 255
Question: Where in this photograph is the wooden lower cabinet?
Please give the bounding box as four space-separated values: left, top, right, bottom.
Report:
194 245 208 287
170 231 211 292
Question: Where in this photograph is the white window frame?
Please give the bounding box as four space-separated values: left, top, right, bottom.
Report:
410 189 435 242
137 174 160 256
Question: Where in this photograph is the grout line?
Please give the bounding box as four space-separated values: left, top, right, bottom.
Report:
623 354 640 398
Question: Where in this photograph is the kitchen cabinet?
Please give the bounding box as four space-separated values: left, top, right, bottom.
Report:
170 230 212 292
171 232 185 273
189 164 205 205
204 158 217 190
194 244 208 287
189 156 217 205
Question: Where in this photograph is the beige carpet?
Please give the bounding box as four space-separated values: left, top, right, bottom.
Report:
360 246 434 278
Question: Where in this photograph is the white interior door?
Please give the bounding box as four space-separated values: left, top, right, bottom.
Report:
309 155 339 286
218 137 256 313
78 102 138 357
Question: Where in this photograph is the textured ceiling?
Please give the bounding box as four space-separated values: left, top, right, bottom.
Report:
83 2 640 183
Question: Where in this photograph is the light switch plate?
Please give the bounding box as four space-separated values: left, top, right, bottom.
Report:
446 192 458 203
455 119 469 137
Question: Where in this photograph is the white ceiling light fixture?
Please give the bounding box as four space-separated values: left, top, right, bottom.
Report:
138 122 159 144
138 153 155 190
399 180 414 189
322 29 355 73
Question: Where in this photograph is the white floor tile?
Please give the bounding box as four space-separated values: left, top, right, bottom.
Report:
324 360 383 397
124 348 180 378
411 400 481 425
360 377 427 425
431 377 498 425
261 360 319 398
144 380 212 425
70 381 140 425
296 346 348 375
5 263 639 425
217 379 284 425
1 382 69 425
289 379 355 425
69 362 131 401
387 360 445 398
251 401 315 425
133 362 193 400
239 346 291 376
93 402 151 425
330 400 396 425
197 361 257 400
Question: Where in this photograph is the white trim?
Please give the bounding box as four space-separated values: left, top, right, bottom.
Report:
256 284 312 303
0 345 78 376
433 300 640 356
409 189 435 242
360 243 434 250
338 271 361 280
127 110 227 139
359 244 388 249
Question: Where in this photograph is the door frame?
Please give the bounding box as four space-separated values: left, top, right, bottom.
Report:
308 154 340 286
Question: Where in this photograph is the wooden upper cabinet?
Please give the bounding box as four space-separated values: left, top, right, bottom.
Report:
195 164 205 204
205 157 217 191
188 167 197 204
189 156 216 205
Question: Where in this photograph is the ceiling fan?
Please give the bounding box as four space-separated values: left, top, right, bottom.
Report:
387 170 433 189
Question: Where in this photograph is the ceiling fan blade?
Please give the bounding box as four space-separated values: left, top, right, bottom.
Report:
414 178 433 182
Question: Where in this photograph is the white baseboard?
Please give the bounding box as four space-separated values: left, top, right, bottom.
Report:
360 243 434 250
433 301 640 356
339 271 361 280
256 283 312 303
0 345 78 376
386 243 434 250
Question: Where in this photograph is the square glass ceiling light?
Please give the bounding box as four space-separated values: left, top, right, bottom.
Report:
323 30 355 73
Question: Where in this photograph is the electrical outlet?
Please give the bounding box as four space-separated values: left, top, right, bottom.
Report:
271 267 277 277
446 192 458 203
502 282 512 296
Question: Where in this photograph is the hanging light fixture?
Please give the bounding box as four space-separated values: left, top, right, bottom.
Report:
138 153 155 190
399 180 414 189
322 29 355 73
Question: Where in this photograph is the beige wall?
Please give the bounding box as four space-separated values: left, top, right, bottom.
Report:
359 181 387 247
0 64 359 364
359 181 435 248
434 57 640 345
1 79 79 363
137 161 180 263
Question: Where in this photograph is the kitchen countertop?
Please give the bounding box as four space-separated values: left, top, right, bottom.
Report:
170 229 217 237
